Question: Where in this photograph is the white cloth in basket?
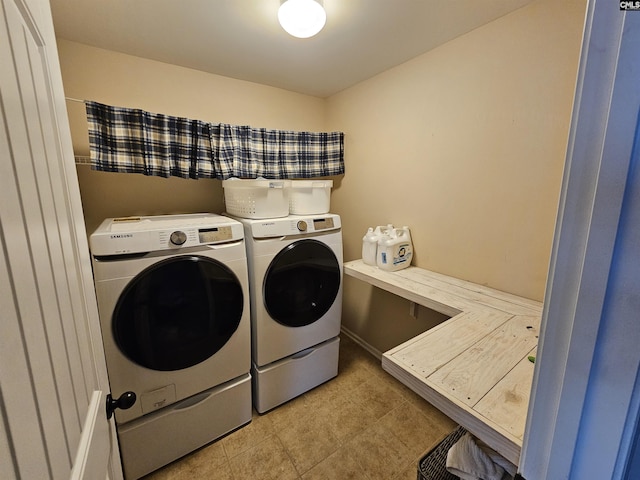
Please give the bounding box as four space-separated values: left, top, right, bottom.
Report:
445 432 514 480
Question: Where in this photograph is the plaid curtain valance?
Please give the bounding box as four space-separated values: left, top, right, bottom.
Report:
85 101 344 179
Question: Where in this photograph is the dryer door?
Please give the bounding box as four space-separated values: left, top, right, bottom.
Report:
112 255 243 371
264 239 341 328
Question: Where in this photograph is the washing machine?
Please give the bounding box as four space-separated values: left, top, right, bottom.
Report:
90 213 252 479
231 213 343 413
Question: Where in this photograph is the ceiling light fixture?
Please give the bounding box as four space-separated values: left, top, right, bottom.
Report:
278 0 326 39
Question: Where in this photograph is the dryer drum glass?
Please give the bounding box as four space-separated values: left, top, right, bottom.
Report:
263 239 340 327
112 255 244 371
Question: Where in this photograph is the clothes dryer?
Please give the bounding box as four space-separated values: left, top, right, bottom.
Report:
90 213 251 479
232 214 343 413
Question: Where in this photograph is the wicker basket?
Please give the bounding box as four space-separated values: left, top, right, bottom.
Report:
417 426 467 480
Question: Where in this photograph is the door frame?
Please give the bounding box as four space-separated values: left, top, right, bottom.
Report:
520 2 640 478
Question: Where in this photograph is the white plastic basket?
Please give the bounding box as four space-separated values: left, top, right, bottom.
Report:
222 179 291 219
289 180 333 215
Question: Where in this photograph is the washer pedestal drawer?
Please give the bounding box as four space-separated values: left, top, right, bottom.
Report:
117 373 252 479
252 336 339 414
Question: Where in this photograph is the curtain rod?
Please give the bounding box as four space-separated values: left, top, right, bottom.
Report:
65 96 85 103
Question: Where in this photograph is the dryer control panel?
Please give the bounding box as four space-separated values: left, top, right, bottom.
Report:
248 214 341 239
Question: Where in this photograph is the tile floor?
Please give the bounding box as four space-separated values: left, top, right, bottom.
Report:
142 334 457 480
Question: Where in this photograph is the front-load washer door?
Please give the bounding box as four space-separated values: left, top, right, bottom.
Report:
263 239 340 328
112 255 243 371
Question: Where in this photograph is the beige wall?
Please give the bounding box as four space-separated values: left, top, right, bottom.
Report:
58 0 586 354
328 0 585 351
57 39 327 233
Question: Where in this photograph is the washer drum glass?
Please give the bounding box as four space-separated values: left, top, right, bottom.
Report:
112 255 243 371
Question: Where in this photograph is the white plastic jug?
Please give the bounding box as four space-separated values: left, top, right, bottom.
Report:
377 226 413 271
362 228 378 266
362 224 394 266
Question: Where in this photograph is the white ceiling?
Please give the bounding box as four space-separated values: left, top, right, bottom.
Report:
50 0 533 98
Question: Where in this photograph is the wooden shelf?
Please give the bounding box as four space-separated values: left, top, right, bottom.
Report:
343 260 542 465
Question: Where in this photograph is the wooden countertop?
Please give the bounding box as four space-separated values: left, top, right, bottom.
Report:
343 260 542 465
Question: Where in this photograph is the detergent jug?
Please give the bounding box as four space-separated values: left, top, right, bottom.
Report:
377 226 413 271
362 228 378 265
362 225 394 266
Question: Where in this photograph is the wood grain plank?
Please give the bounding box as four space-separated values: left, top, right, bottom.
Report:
426 315 540 407
343 260 467 316
397 266 542 308
475 348 538 440
382 355 522 465
344 260 542 316
390 309 513 377
399 268 542 316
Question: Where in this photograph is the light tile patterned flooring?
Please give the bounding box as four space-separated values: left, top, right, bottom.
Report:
142 334 457 480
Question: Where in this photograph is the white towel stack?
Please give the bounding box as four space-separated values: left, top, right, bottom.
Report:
445 432 516 480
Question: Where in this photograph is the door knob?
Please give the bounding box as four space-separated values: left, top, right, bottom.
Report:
106 391 137 419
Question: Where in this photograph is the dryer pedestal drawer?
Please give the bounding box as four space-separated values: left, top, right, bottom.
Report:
117 373 252 479
252 336 340 413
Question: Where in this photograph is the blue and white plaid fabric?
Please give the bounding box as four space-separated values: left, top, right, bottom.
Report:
86 101 344 179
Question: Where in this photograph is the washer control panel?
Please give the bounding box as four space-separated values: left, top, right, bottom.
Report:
169 230 187 245
197 226 234 244
90 214 244 256
311 217 335 230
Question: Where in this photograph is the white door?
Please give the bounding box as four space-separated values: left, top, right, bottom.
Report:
0 0 122 479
